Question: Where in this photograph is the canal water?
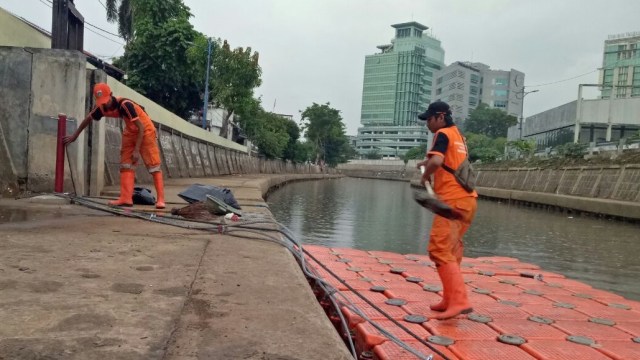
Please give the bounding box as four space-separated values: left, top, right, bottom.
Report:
267 177 640 301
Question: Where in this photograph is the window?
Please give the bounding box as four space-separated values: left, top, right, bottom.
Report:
495 78 508 86
470 74 480 84
494 100 508 108
632 66 640 96
397 28 410 38
470 86 478 95
494 89 508 97
603 69 614 85
618 67 628 84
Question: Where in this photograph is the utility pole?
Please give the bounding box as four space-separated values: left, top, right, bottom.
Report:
517 87 539 140
202 37 213 130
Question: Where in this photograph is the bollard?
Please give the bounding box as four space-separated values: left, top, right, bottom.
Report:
54 113 67 193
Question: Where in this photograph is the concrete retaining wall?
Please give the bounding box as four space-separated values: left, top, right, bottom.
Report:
0 47 86 194
336 160 420 181
472 165 640 220
476 165 640 203
0 47 327 196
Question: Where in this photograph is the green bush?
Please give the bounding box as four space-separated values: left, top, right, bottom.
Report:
556 143 587 158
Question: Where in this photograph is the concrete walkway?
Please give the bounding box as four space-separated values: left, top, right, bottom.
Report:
0 174 352 360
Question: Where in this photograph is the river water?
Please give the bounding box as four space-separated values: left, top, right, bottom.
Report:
267 177 640 301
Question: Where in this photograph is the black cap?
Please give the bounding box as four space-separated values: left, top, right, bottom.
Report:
418 101 451 120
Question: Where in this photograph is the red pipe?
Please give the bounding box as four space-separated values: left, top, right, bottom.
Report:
54 113 67 193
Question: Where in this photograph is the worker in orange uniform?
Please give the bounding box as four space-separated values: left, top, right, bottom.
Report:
63 83 165 209
416 101 477 320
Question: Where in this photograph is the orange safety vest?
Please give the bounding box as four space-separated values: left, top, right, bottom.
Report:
98 97 155 136
427 126 478 201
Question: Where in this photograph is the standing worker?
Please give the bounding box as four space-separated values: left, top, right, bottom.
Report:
63 83 165 209
416 101 477 320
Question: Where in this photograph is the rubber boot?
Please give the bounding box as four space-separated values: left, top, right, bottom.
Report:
432 262 473 320
430 265 449 312
152 171 165 209
108 171 134 207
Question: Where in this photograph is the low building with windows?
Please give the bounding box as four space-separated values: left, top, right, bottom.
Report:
356 126 429 159
507 92 640 150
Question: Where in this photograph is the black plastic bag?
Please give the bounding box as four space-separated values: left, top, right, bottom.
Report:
133 187 156 205
178 184 241 210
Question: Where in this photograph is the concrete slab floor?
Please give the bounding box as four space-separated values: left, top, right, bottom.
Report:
0 174 352 360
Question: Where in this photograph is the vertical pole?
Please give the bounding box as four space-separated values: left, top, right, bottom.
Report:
606 85 615 142
574 84 583 143
519 115 523 140
519 87 524 140
55 114 67 192
202 37 212 130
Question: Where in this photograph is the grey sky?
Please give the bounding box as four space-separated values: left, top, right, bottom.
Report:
3 0 640 135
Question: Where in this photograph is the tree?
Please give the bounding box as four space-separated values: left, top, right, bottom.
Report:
465 132 505 163
281 118 301 162
300 103 351 167
251 111 290 159
105 0 134 42
210 41 262 139
113 0 202 118
403 144 428 161
465 103 518 138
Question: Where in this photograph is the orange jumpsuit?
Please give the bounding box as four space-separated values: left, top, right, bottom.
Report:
426 125 478 266
90 97 161 173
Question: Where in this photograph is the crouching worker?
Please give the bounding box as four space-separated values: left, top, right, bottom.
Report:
416 101 478 320
63 83 165 209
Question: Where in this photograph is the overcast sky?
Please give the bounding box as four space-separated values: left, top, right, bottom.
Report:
2 0 639 135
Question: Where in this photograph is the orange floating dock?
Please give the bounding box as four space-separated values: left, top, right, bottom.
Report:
303 245 640 360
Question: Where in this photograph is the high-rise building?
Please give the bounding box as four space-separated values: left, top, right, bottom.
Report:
601 31 640 99
432 62 524 127
355 22 445 158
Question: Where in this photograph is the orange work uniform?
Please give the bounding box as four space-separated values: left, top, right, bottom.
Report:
90 97 161 173
426 125 478 266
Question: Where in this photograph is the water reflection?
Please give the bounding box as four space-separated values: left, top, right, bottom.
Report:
268 178 640 300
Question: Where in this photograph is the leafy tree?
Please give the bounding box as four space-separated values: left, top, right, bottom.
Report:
465 132 505 162
251 111 290 159
403 144 428 161
210 41 262 139
300 103 351 167
289 141 313 163
113 0 202 118
281 118 302 162
465 103 518 138
105 0 134 42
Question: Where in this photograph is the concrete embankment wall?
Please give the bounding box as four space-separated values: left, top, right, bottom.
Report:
337 160 420 181
0 47 87 196
339 159 640 220
474 165 640 220
0 47 326 197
